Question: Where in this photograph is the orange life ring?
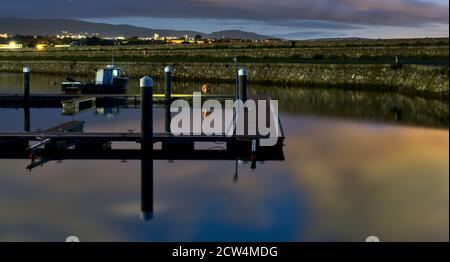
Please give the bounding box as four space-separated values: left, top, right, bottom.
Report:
201 84 211 94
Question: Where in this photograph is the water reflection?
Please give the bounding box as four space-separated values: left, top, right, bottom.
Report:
96 107 121 118
141 156 154 221
3 102 285 226
282 116 449 241
23 106 30 132
0 121 446 241
1 72 447 128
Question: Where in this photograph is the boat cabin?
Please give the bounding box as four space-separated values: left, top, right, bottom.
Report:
95 65 125 86
61 63 129 94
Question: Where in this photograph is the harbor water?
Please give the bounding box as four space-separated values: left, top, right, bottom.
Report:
0 72 448 241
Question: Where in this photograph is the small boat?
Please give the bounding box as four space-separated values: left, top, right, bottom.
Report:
62 64 128 94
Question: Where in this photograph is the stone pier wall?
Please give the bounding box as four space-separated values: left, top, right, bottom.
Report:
0 61 447 98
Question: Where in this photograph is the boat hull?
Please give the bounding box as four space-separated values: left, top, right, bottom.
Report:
62 79 128 94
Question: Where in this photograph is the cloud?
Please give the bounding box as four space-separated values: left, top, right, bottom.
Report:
269 30 349 40
269 20 361 30
0 0 448 27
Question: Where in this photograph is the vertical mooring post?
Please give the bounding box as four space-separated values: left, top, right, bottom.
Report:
140 76 154 221
140 76 154 152
23 67 31 132
239 68 248 102
165 102 171 133
234 58 239 100
23 66 30 105
164 65 172 103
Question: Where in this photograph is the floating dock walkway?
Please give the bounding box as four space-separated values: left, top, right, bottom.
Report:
0 66 285 168
0 93 236 108
0 65 285 220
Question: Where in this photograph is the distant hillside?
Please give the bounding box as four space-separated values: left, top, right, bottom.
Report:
0 18 274 40
207 30 273 40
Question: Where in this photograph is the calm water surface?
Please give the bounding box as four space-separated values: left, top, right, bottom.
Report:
0 73 448 241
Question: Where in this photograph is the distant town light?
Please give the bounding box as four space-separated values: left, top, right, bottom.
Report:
36 44 47 51
54 45 71 48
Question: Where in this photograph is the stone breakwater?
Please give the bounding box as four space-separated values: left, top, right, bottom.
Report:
0 61 448 98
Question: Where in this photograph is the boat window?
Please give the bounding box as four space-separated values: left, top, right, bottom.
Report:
96 69 104 84
113 69 119 77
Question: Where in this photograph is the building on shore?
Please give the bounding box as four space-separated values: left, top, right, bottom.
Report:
169 39 188 45
102 36 126 40
0 41 23 49
0 33 8 38
57 31 91 39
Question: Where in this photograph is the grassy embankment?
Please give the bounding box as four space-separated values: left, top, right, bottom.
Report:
0 38 448 64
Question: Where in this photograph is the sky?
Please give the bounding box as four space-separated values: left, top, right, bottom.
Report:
0 0 448 39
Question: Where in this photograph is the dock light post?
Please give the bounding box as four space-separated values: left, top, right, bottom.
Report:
140 76 154 220
239 68 248 102
164 65 172 103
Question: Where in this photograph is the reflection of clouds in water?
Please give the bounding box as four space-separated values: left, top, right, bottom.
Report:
0 160 135 241
0 112 447 241
0 157 301 241
284 117 449 241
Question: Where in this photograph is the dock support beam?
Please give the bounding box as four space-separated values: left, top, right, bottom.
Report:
140 76 154 220
239 68 248 102
164 65 172 103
